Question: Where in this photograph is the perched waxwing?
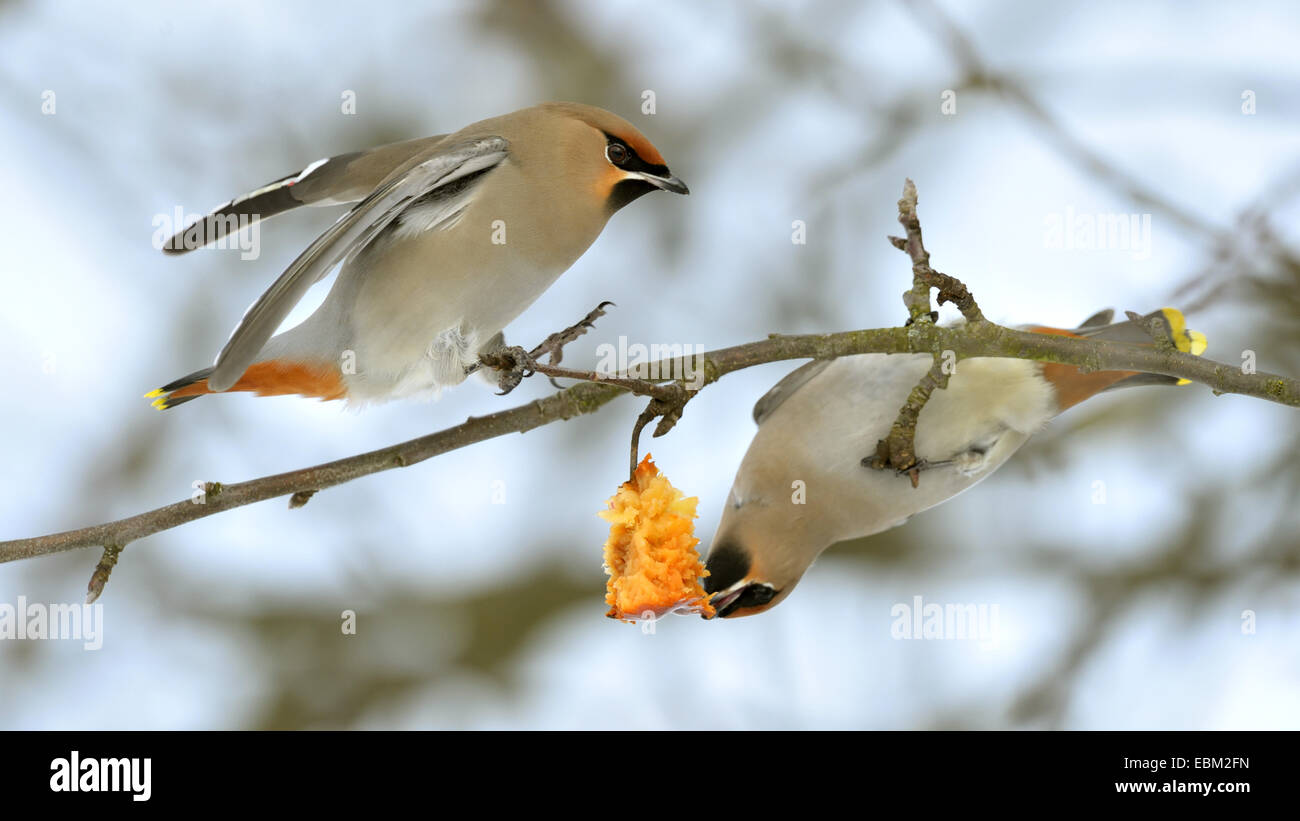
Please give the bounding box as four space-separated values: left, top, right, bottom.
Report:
147 102 687 408
704 308 1208 618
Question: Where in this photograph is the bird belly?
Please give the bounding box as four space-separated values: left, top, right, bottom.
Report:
335 227 573 402
321 157 607 403
745 353 1043 545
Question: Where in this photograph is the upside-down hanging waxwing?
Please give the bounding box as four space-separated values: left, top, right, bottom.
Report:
146 102 687 408
703 308 1208 618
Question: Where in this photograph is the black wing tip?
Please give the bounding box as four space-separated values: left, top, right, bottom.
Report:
159 179 301 254
149 393 203 410
145 367 215 410
1076 308 1116 329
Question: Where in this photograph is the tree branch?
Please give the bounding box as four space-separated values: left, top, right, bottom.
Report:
4 182 1298 599
5 322 1293 566
0 381 625 563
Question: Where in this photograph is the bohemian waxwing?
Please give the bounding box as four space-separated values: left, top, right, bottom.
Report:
704 308 1208 618
147 102 687 408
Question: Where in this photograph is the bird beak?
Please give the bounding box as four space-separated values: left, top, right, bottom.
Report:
710 585 747 618
628 171 689 195
709 581 777 618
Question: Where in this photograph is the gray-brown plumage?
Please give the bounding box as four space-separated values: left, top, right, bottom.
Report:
148 103 687 408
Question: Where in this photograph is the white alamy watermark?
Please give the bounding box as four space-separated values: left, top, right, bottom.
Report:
0 596 103 650
595 336 706 389
50 751 150 802
152 206 261 259
890 595 999 645
1043 207 1152 260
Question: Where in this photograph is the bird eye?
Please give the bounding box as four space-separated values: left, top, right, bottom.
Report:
606 143 629 165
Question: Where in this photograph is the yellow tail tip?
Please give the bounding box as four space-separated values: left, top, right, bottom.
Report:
150 396 168 410
1159 307 1208 357
144 388 164 399
1159 307 1207 384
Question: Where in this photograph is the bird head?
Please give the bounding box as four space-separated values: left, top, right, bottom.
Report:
703 507 826 618
525 102 689 211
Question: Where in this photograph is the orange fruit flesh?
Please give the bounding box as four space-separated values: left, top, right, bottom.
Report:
599 455 715 621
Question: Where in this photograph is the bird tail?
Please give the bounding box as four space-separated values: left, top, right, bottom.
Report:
144 359 348 410
1072 307 1208 389
1027 307 1208 410
144 367 217 410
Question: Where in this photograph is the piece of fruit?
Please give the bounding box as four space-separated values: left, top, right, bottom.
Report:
599 454 714 622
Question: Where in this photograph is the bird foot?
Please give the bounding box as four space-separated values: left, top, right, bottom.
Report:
862 438 931 488
475 301 615 394
478 345 537 395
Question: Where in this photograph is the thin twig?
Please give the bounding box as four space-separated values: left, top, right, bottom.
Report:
476 304 700 480
627 383 695 480
85 544 123 604
871 179 980 485
890 178 985 325
865 354 952 487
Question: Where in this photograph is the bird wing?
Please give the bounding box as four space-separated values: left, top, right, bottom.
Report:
161 134 450 254
205 135 510 391
752 359 833 425
1073 307 1115 332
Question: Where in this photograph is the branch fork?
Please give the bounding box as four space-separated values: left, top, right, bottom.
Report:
474 302 701 481
868 178 983 486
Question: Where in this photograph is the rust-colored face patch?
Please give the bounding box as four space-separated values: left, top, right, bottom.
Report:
593 163 627 198
548 102 670 167
611 129 666 167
